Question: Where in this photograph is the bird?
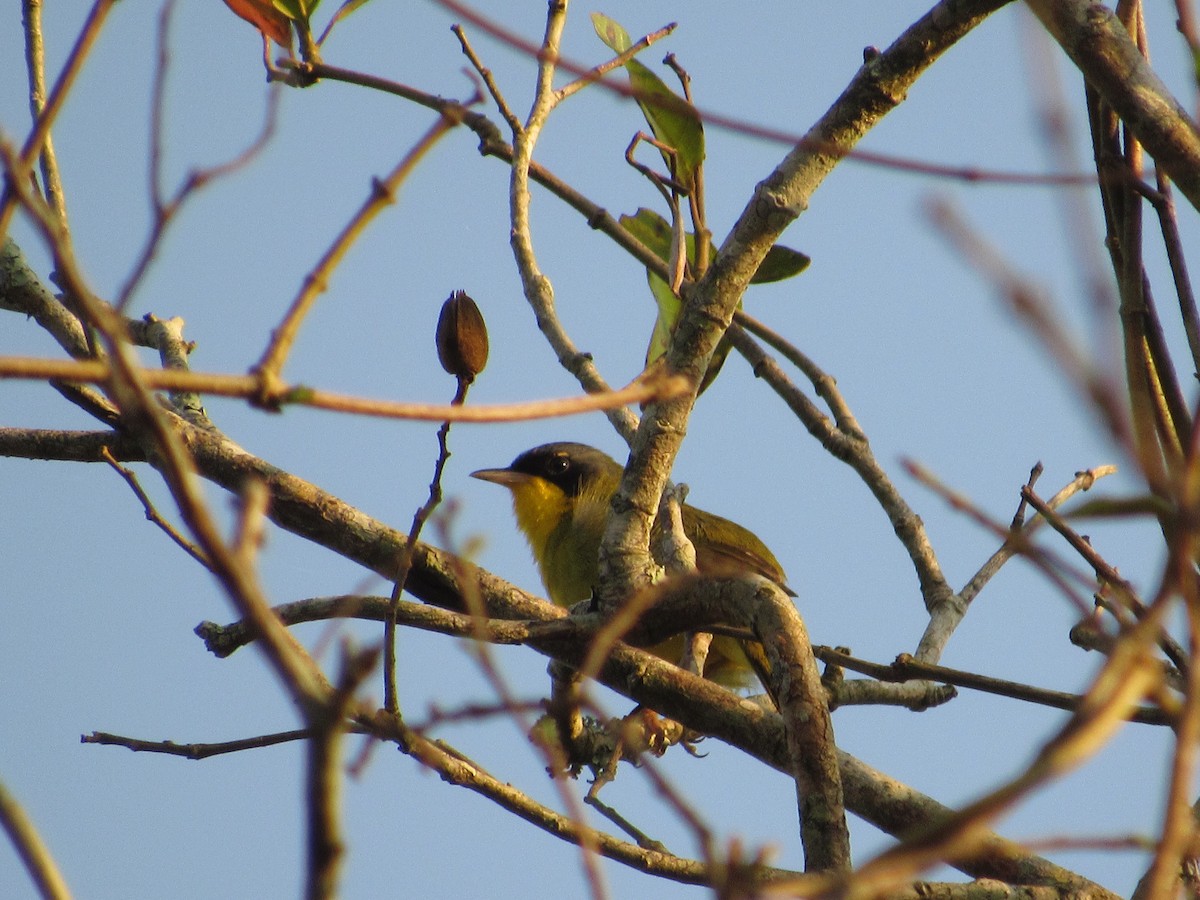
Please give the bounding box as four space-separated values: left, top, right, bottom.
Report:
470 441 794 689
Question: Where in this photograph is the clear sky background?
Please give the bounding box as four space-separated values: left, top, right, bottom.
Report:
2 2 1196 897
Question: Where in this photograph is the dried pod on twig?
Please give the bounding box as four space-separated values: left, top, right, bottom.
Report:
436 290 489 384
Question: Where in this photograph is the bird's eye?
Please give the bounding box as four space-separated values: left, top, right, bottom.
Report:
549 455 570 474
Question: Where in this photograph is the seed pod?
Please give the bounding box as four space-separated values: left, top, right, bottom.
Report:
436 290 489 383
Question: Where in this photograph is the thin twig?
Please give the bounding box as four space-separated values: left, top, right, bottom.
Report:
21 0 68 228
83 728 315 758
915 465 1117 663
232 477 270 566
734 311 864 438
1021 486 1189 673
727 326 953 614
356 707 799 888
434 506 612 900
276 60 673 282
384 378 466 714
662 52 709 277
799 603 1168 898
579 700 723 867
625 132 688 202
307 642 377 900
814 648 1170 725
451 24 520 132
0 0 116 238
409 699 547 733
584 794 668 853
1137 558 1200 897
555 22 677 104
0 355 688 422
1147 166 1200 377
100 445 211 569
195 594 580 659
115 8 281 312
905 458 1099 616
504 0 639 446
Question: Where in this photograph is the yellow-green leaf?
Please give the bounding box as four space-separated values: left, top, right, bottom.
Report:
591 12 632 53
318 0 371 45
620 208 809 284
1068 495 1172 519
620 207 685 264
638 236 730 395
626 60 704 189
271 0 319 23
645 269 681 369
592 14 704 190
752 244 811 283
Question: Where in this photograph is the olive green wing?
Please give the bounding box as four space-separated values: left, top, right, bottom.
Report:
682 506 796 597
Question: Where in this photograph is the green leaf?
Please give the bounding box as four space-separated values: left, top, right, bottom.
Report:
272 0 319 21
591 12 632 53
620 207 808 394
626 60 704 189
318 0 371 45
591 14 704 190
643 268 730 394
620 208 809 284
620 207 679 263
272 0 302 20
1067 495 1172 519
702 333 733 394
751 244 811 284
644 269 681 369
633 221 729 395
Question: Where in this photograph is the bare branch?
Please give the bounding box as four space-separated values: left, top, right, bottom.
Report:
306 643 376 900
815 647 1171 725
83 729 314 759
916 464 1118 663
100 445 212 569
0 0 117 238
21 0 68 227
1026 0 1200 211
0 354 688 423
0 778 71 900
555 22 677 104
4 141 333 718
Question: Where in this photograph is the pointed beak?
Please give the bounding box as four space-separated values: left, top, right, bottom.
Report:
470 467 530 488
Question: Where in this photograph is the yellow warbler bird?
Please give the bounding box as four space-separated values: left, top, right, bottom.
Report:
471 442 794 688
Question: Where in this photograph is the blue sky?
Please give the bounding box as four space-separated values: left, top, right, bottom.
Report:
2 2 1196 897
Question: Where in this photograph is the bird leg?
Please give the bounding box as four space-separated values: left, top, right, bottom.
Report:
679 630 714 678
540 662 589 775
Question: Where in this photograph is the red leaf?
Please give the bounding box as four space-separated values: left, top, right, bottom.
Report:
222 0 292 48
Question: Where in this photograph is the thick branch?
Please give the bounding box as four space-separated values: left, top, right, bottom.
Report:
1025 0 1200 212
754 584 851 872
